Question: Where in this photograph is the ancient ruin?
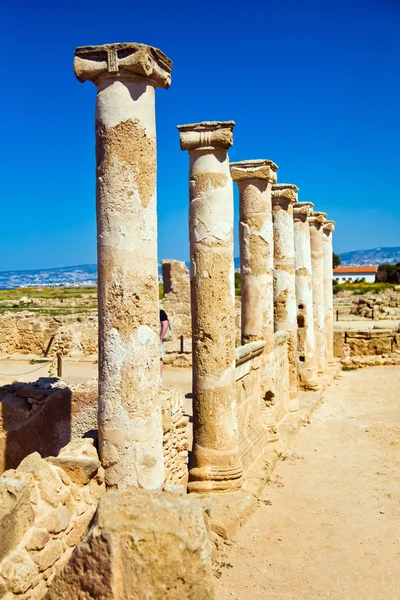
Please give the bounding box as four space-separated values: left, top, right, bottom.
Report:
293 202 318 389
272 184 299 411
74 42 172 490
2 36 384 599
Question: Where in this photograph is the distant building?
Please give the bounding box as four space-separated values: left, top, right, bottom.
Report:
333 266 377 283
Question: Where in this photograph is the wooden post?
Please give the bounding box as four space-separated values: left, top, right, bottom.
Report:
57 353 63 378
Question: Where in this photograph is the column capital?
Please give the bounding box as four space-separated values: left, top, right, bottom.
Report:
177 121 235 153
323 220 335 232
272 183 298 203
293 201 314 218
230 159 278 183
74 42 172 88
309 211 327 225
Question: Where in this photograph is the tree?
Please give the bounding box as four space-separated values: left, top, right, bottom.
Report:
332 253 341 268
376 263 400 283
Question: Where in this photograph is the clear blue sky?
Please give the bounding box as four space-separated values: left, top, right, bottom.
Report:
2 0 399 271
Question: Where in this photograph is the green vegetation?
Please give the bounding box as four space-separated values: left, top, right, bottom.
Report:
376 262 400 284
0 287 97 301
332 281 393 295
235 271 241 296
332 252 341 268
159 283 164 299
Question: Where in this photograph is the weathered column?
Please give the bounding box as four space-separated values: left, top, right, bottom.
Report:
322 220 336 366
177 121 243 493
74 43 172 489
309 211 327 374
293 202 318 389
272 184 299 412
230 160 277 352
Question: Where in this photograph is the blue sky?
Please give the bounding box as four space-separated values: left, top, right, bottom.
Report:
1 0 399 271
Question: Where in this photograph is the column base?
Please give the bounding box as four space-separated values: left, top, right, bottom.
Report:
288 397 299 412
188 445 244 493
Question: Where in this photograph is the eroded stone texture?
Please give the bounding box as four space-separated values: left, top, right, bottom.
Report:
272 184 299 411
161 260 191 338
309 211 327 374
178 121 243 492
322 220 335 366
293 202 318 389
0 440 105 600
231 159 278 439
46 488 214 599
74 42 173 489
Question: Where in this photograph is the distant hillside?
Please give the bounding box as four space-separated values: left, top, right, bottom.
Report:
0 264 97 290
1 246 398 289
339 246 400 267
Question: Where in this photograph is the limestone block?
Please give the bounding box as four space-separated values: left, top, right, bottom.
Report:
33 538 63 573
45 505 70 534
1 553 38 594
46 439 100 485
0 478 34 561
46 488 214 600
25 528 51 551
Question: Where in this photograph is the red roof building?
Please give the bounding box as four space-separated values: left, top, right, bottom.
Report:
333 266 377 282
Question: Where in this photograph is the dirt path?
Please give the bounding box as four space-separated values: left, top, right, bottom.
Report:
216 366 400 600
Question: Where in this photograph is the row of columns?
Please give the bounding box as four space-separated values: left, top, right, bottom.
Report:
74 41 335 493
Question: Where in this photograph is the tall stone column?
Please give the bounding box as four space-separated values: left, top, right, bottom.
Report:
74 43 172 489
322 220 336 366
293 202 318 389
309 211 327 375
230 160 277 352
272 184 299 412
177 121 243 493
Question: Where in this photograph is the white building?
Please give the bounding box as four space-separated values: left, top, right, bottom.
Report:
333 266 377 283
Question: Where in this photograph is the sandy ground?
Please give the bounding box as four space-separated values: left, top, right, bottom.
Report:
216 366 400 600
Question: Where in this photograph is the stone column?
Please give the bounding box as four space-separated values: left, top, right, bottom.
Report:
322 220 336 366
230 160 277 351
293 202 318 389
177 121 243 493
74 43 172 489
309 211 327 375
272 184 299 412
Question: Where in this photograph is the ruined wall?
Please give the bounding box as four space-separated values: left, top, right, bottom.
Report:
0 380 190 488
0 313 97 357
273 332 290 423
161 260 191 338
0 380 98 474
161 388 190 488
0 439 105 600
350 290 400 320
334 329 400 367
235 344 269 471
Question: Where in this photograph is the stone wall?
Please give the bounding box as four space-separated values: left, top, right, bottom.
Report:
161 388 190 488
334 328 400 368
273 332 290 423
0 313 97 357
0 379 98 474
161 260 191 339
350 290 400 320
0 439 105 600
0 379 190 488
235 343 269 471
